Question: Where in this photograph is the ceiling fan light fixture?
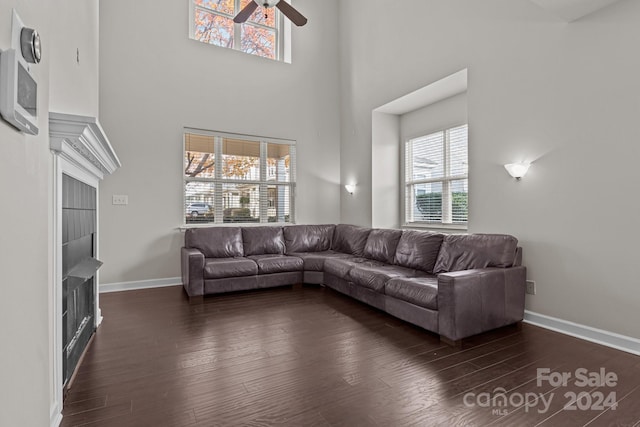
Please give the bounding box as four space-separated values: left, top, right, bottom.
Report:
256 0 280 8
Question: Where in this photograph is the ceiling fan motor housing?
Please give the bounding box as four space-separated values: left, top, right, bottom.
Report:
257 0 280 8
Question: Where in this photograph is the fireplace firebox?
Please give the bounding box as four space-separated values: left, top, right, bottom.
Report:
62 174 101 385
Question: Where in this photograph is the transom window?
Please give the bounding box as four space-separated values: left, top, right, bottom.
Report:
404 124 468 227
184 130 295 224
190 0 283 61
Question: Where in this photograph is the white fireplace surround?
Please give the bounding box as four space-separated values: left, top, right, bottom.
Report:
49 112 120 427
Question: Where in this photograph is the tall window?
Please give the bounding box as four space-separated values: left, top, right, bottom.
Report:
190 0 283 61
184 130 295 224
404 124 468 227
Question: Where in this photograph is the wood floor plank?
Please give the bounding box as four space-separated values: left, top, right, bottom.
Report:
60 399 132 426
60 285 640 427
489 349 638 427
582 384 640 427
62 396 107 416
535 353 640 427
405 338 602 426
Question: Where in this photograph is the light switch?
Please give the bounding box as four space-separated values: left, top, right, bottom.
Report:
112 195 128 205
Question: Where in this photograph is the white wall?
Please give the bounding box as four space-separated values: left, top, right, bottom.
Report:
0 0 99 425
400 92 468 144
339 0 640 339
371 111 400 228
0 5 50 425
48 0 99 117
98 0 341 284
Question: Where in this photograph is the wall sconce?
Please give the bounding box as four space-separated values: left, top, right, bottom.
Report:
345 184 356 195
504 162 531 180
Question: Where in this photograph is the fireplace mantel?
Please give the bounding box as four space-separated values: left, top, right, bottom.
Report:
49 112 121 179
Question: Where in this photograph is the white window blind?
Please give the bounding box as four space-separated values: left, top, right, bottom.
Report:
184 130 295 224
404 124 468 226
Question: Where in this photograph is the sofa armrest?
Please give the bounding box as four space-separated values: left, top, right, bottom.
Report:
181 247 205 297
437 266 526 341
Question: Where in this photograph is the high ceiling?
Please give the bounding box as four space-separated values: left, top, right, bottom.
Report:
528 0 624 21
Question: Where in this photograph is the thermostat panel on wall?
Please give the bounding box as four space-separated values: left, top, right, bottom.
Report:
0 48 38 135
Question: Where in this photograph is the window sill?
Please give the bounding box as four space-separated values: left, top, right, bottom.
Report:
402 223 468 233
178 222 294 232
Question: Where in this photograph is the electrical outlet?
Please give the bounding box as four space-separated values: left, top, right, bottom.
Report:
526 280 536 295
112 195 128 205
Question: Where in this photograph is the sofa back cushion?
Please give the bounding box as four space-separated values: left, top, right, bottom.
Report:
185 227 243 258
332 224 372 256
433 233 518 273
242 226 285 256
394 230 444 273
283 224 335 253
363 229 403 264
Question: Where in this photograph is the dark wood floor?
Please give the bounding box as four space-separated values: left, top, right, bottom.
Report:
61 285 640 427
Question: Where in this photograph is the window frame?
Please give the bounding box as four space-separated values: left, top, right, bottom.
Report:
183 128 296 226
402 124 469 230
189 0 285 61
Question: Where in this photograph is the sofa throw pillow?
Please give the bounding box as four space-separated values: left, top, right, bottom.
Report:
242 226 285 256
283 224 335 253
394 230 444 273
185 227 243 258
433 234 518 274
363 229 403 264
332 224 372 256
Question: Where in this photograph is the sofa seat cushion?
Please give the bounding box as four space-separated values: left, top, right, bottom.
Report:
385 276 438 310
349 264 427 293
324 257 371 279
247 254 303 274
288 251 356 271
204 257 258 279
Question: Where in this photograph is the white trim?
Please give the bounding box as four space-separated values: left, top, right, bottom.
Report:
524 310 640 356
100 277 183 293
49 112 121 175
402 223 467 232
50 410 62 427
178 222 293 232
375 68 467 115
49 155 63 427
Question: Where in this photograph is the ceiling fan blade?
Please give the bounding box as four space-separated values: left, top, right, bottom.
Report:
233 1 259 24
276 1 308 26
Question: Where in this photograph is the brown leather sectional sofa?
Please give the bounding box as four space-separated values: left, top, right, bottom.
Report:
181 224 526 343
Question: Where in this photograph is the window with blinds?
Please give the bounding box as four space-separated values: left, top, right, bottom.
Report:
404 124 468 227
184 130 295 225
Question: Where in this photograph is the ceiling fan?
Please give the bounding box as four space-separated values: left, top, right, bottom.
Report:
233 0 308 27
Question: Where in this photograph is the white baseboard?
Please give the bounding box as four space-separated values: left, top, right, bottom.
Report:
50 405 62 427
524 310 640 356
100 277 182 293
